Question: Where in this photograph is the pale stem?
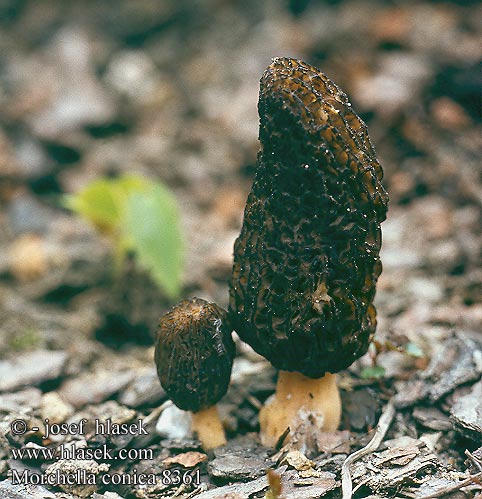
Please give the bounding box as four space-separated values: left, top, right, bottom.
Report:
191 405 227 450
259 370 341 447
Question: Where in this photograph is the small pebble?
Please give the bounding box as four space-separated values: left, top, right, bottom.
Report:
59 370 134 409
44 459 109 497
0 350 68 392
155 403 191 440
0 388 42 413
40 392 74 424
118 368 165 408
7 193 54 235
0 480 56 499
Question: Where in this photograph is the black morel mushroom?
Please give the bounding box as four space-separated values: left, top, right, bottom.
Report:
155 298 235 449
229 57 389 447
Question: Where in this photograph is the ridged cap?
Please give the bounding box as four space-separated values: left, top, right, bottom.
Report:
229 58 388 378
155 298 235 412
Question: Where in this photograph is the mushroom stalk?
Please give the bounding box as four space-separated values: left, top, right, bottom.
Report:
155 298 235 451
229 58 388 451
191 405 227 450
259 371 341 447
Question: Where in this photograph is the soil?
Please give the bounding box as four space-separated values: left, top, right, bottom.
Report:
0 1 481 498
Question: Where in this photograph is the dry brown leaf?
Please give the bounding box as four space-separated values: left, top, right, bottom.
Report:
163 451 207 468
375 446 420 467
281 470 337 499
316 430 351 454
282 450 314 471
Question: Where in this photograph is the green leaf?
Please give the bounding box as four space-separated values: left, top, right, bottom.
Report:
124 183 184 299
360 365 386 379
65 174 184 299
64 175 148 235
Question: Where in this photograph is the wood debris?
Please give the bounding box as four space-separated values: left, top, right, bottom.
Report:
350 437 441 494
163 451 208 468
450 379 482 443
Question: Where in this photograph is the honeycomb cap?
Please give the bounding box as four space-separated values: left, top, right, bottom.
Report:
229 57 389 378
155 298 235 412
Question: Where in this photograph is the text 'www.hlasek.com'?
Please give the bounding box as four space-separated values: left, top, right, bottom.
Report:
8 417 201 487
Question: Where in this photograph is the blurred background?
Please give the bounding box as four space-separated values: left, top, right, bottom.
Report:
0 0 481 476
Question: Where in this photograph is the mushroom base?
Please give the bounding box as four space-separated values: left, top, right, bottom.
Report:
191 405 227 450
259 370 341 448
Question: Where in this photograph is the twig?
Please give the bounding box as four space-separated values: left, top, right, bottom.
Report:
172 483 188 497
341 399 396 499
146 400 171 424
130 400 170 448
415 471 482 499
466 449 482 472
247 393 263 410
351 475 372 495
183 483 208 499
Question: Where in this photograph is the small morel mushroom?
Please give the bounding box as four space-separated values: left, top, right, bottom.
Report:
155 298 235 449
229 57 389 447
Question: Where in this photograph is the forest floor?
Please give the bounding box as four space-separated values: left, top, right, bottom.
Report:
0 1 481 498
